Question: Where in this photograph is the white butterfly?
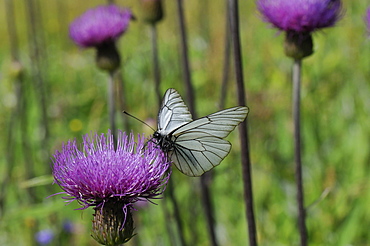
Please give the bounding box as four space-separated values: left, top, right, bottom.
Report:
153 88 249 177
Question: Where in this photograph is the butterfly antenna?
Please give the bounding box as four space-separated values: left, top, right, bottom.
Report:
122 111 156 131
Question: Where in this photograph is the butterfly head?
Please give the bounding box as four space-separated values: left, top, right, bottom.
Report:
153 131 175 153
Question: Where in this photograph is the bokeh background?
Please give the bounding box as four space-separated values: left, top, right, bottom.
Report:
0 0 369 245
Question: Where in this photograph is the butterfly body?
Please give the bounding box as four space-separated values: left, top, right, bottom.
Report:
153 131 175 152
155 88 249 177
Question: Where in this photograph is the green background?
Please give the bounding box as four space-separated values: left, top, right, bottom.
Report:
0 0 369 245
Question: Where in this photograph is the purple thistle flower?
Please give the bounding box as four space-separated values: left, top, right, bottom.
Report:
52 131 170 244
69 5 132 48
52 131 170 208
35 229 54 245
257 0 343 33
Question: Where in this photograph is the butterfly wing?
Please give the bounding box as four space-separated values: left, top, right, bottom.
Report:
173 106 249 138
170 137 231 176
170 106 249 176
157 88 192 135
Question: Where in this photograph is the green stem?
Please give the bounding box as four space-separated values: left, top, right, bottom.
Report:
150 21 182 246
176 0 195 115
167 179 187 246
108 72 117 147
150 24 162 105
176 1 218 245
292 59 308 246
220 0 232 109
228 0 257 245
2 0 22 213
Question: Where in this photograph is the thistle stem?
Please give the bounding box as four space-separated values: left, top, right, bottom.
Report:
167 180 186 246
220 1 232 109
116 71 130 132
175 0 195 115
176 1 218 245
200 173 217 246
149 20 184 246
25 0 49 144
150 24 162 105
161 197 178 246
108 72 117 146
228 0 257 245
24 0 51 202
2 0 22 214
292 59 308 246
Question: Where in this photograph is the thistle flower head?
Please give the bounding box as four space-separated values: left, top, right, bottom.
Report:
52 131 170 245
257 0 343 33
69 5 132 48
52 131 170 208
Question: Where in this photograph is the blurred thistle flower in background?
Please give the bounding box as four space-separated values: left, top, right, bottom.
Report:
257 0 342 33
52 131 170 245
139 0 164 24
62 220 74 234
35 229 54 245
257 0 343 59
69 5 133 72
257 1 343 245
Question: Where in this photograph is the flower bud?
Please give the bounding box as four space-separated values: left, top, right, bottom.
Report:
284 31 313 60
96 42 121 73
91 200 134 246
140 0 163 24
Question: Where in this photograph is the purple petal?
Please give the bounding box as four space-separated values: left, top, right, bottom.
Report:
257 0 343 33
69 5 132 47
52 131 170 208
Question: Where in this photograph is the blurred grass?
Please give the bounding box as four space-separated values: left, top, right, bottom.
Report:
0 0 369 245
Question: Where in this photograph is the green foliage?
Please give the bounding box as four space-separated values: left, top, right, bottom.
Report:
0 0 369 245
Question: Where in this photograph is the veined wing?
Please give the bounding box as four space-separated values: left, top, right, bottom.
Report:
172 106 249 138
169 106 248 176
170 136 232 177
157 88 192 134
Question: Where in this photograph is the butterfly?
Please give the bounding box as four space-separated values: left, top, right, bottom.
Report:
153 88 249 177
